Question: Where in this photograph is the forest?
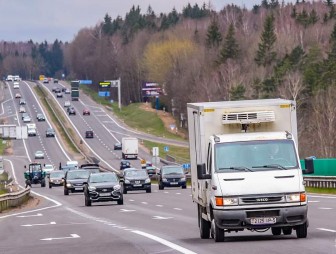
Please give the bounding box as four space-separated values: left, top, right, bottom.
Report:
0 0 335 158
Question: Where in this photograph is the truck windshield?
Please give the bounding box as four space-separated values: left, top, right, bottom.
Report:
214 139 299 172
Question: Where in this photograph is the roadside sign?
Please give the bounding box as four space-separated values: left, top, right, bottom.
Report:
183 163 191 169
152 156 160 165
164 146 169 152
152 147 159 157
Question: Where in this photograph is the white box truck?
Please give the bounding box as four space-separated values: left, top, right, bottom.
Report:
122 137 138 159
27 123 37 136
187 98 314 242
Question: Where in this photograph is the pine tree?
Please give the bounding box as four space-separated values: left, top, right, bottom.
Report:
219 23 240 63
206 19 222 48
255 14 277 67
324 0 334 7
310 9 319 24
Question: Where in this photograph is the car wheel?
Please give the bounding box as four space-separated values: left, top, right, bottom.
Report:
146 188 151 193
64 188 69 195
41 179 46 187
85 195 91 206
211 219 225 242
182 185 187 189
198 205 210 239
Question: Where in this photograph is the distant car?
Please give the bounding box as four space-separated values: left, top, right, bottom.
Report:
64 89 71 94
48 170 65 188
79 163 100 174
64 101 71 107
15 93 21 98
19 98 26 105
146 166 156 177
114 142 122 150
43 164 55 175
53 79 58 83
46 128 55 137
84 172 123 206
158 165 187 190
83 108 90 115
63 169 90 195
13 82 20 89
23 115 31 123
122 168 151 194
19 106 26 113
68 107 76 115
34 150 45 159
120 160 131 170
56 91 63 98
21 112 28 120
54 87 61 93
36 113 45 121
52 87 57 92
85 130 94 138
43 78 49 84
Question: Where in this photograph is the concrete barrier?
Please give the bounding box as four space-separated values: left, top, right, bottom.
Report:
0 188 30 212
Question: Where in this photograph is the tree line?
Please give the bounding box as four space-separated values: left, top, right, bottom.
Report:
0 0 335 157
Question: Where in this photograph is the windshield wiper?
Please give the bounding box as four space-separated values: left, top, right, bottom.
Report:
218 167 253 172
252 164 287 170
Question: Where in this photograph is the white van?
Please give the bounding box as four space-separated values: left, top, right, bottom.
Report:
66 160 78 168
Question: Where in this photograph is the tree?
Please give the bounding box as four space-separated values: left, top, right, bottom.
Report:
324 0 334 7
218 23 240 63
255 14 277 67
206 18 222 48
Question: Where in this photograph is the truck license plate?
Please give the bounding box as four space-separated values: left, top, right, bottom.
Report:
250 217 276 225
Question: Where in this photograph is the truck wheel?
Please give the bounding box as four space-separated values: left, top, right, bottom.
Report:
198 205 210 239
295 222 307 238
41 179 46 187
271 227 281 236
85 195 91 206
211 219 225 242
282 227 292 235
64 188 69 195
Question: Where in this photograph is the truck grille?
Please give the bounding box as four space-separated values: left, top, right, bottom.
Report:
241 195 284 205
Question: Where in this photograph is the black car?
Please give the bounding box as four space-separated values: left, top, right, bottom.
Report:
122 168 151 194
158 165 187 190
61 87 66 92
63 169 90 195
120 160 131 170
36 113 45 121
114 142 122 150
68 107 76 115
46 128 55 137
84 172 123 206
53 79 59 83
52 87 57 92
85 130 94 138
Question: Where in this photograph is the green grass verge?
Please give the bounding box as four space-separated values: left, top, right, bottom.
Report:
81 86 185 140
306 187 336 195
0 139 5 155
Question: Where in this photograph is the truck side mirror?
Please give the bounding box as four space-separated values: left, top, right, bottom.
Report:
197 163 211 180
303 156 315 174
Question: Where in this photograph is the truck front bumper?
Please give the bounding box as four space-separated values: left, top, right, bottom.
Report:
213 205 308 229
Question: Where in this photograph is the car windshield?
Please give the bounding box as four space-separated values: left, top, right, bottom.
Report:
162 166 184 174
67 171 89 180
89 173 118 183
50 172 65 178
30 164 42 172
44 165 53 169
125 170 147 177
214 139 299 172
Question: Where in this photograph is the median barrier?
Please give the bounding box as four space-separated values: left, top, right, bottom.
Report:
0 188 30 212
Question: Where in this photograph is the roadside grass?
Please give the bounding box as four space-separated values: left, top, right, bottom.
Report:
306 187 336 195
0 139 5 155
81 86 185 140
0 171 9 194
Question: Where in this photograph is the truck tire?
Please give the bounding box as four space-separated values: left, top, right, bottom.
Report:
85 195 91 206
211 219 225 242
271 227 281 236
198 205 210 239
295 222 307 238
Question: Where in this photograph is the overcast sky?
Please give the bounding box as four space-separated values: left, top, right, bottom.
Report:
0 0 296 43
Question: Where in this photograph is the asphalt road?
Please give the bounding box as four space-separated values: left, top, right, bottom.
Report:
0 80 335 254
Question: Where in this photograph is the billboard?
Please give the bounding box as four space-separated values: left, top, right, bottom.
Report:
142 82 162 97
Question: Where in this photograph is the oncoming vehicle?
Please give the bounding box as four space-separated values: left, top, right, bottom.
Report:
34 150 45 159
15 93 21 99
48 171 65 188
19 106 26 113
122 168 151 194
120 160 131 170
23 115 31 123
83 108 90 115
24 162 46 188
68 107 76 115
158 165 186 190
43 164 55 175
114 142 122 150
46 128 55 137
84 172 123 206
37 113 45 121
63 169 90 195
85 130 94 138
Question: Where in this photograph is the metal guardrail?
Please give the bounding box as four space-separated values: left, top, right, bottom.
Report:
0 188 30 212
304 176 336 188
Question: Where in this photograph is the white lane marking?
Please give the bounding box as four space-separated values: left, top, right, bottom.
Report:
176 193 181 195
153 216 172 220
174 208 182 211
164 192 169 194
156 205 163 207
120 209 136 212
308 200 320 203
317 228 336 233
41 234 80 241
22 221 56 227
318 207 333 210
132 230 197 254
129 199 135 202
17 213 43 218
309 195 336 199
141 202 148 205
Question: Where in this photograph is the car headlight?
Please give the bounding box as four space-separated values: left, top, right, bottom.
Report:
180 177 186 181
162 178 168 182
113 184 121 191
145 178 151 183
286 193 306 202
124 179 130 184
66 183 72 187
88 186 96 191
215 197 239 206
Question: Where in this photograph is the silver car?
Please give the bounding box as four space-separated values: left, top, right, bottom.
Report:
34 150 45 159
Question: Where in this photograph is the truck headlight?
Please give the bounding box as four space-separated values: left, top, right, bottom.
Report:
114 185 121 191
162 178 168 182
145 178 151 183
124 179 130 184
216 197 239 206
66 183 72 187
286 193 306 202
88 186 96 191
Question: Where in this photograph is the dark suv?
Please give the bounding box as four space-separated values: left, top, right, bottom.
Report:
84 172 123 206
85 130 94 138
122 168 151 194
158 165 187 190
63 169 90 195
